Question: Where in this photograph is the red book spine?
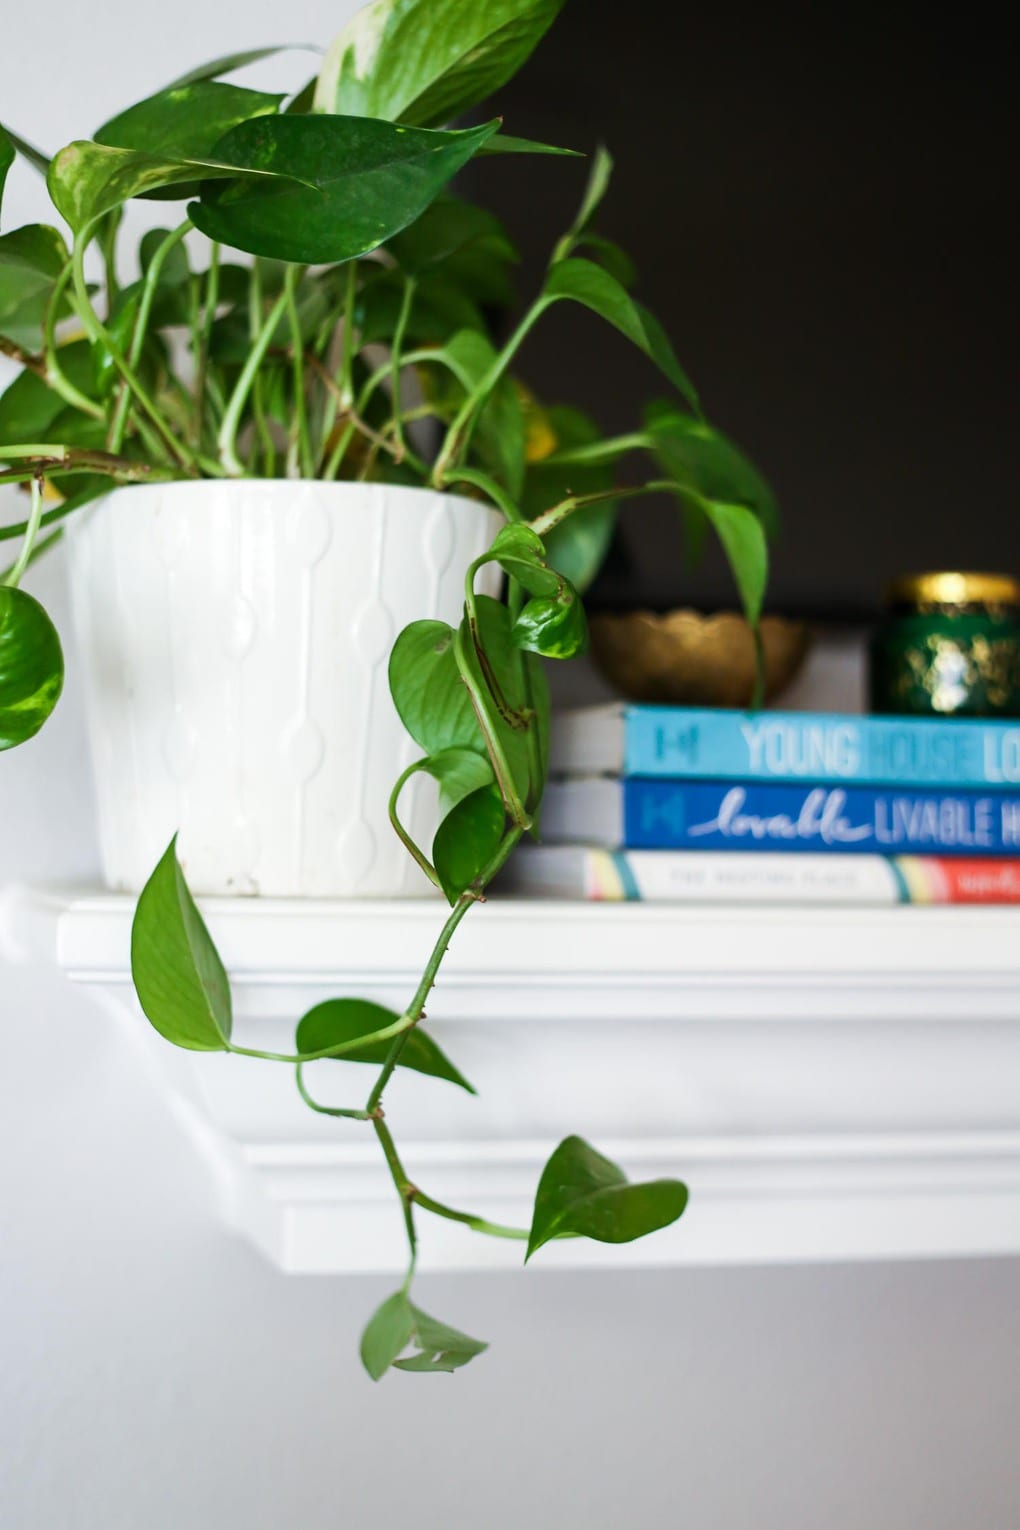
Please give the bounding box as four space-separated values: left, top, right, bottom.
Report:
898 857 1020 903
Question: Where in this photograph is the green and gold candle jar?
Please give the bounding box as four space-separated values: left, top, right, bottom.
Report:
869 572 1020 717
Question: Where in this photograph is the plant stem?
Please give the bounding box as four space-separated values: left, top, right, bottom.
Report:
96 208 122 314
442 466 522 522
388 761 442 889
305 354 399 459
322 418 356 481
750 625 765 710
0 336 47 377
41 264 105 421
453 623 530 828
0 443 161 480
543 431 652 468
388 275 415 462
432 299 550 487
193 242 220 453
0 527 62 584
295 1065 371 1120
410 1189 529 1241
284 264 314 478
227 1009 416 1065
363 905 477 1114
364 826 524 1114
0 466 134 493
515 590 545 814
373 1116 417 1264
247 260 276 476
2 476 43 587
530 480 676 538
320 333 427 480
109 220 191 455
218 288 289 475
315 264 359 476
340 260 357 408
70 226 196 471
322 349 408 479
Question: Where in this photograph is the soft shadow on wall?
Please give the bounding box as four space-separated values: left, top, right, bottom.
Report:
472 0 1019 620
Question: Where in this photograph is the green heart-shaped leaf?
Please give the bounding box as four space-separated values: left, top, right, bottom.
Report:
393 605 547 821
295 997 475 1093
564 144 614 247
456 595 546 813
512 586 588 659
489 523 544 559
315 0 564 128
420 327 497 396
689 494 769 627
360 1292 416 1381
432 783 506 903
543 257 700 414
392 1306 487 1372
130 837 233 1052
388 195 516 274
0 339 96 445
0 224 72 350
477 134 579 157
0 587 64 749
477 374 527 498
190 115 500 265
48 140 303 232
388 197 518 309
646 400 779 541
526 1136 688 1261
441 239 518 308
0 222 69 282
388 618 483 757
360 1291 488 1380
574 232 636 288
97 81 283 167
488 523 562 597
422 745 493 819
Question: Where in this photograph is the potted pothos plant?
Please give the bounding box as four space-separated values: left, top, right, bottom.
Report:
1 0 777 1377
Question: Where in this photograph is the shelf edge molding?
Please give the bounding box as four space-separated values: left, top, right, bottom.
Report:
5 884 1020 1274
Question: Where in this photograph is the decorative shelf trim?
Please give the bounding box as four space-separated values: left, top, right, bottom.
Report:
5 886 1020 1273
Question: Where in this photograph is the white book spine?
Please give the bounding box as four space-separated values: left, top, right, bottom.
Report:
504 849 903 904
612 851 901 902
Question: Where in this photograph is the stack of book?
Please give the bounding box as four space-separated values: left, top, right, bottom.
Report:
503 704 1020 904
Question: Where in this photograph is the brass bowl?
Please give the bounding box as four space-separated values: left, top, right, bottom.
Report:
589 610 812 707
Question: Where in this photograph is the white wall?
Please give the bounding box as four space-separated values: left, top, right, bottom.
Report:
3 6 1019 1526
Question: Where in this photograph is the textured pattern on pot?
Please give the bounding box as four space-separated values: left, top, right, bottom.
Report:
66 480 503 896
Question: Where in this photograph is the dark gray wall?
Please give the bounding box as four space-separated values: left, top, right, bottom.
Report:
477 0 1020 618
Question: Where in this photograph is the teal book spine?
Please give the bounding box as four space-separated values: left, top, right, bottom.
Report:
622 708 1020 789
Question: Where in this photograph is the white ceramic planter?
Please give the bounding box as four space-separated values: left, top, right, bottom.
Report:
66 480 503 897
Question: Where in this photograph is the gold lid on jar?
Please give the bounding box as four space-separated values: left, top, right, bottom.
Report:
885 571 1020 609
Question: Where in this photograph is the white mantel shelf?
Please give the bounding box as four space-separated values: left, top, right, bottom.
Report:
5 886 1020 1274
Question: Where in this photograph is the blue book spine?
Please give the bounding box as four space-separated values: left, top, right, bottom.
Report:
622 707 1020 789
622 780 1020 855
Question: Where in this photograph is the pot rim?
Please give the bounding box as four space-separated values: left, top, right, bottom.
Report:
66 476 498 538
